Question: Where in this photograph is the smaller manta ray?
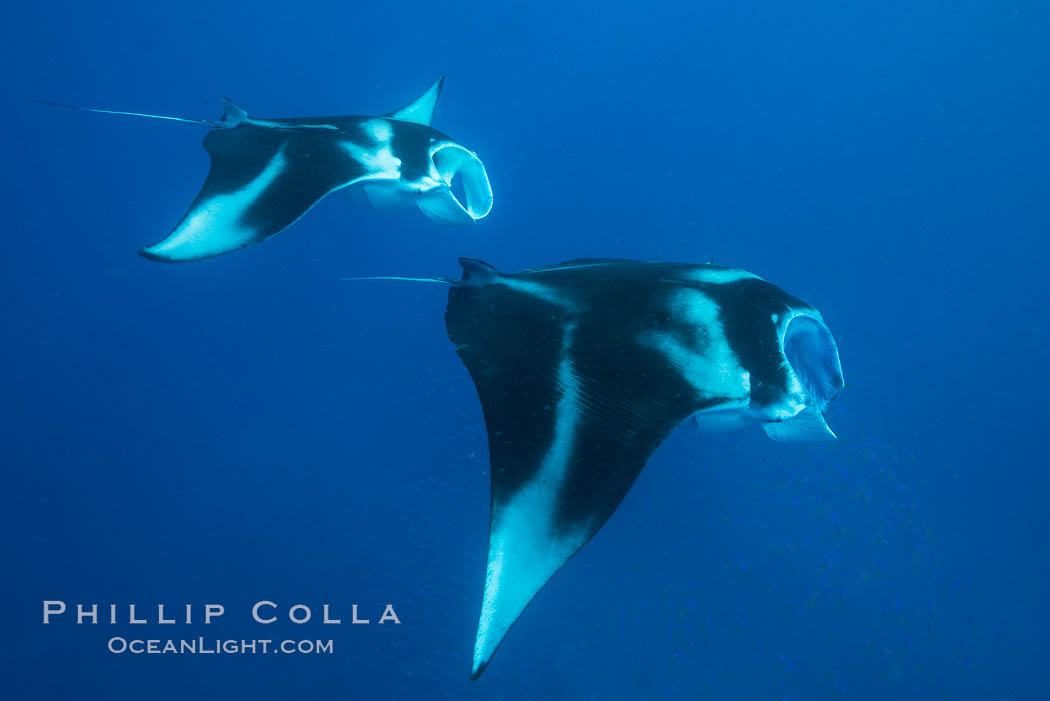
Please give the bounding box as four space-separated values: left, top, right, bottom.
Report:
356 257 845 677
30 78 492 262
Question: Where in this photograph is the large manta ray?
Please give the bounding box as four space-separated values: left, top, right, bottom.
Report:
363 257 845 678
31 79 492 261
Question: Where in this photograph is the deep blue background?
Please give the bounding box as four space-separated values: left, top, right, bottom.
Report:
3 1 1048 698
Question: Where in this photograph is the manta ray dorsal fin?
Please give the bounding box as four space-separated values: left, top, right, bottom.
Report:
386 77 444 125
457 257 501 284
219 97 248 127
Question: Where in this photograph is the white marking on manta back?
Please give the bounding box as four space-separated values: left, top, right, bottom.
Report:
499 277 577 309
473 323 586 675
534 262 612 272
638 288 750 402
362 118 393 143
344 121 434 210
683 268 760 284
247 118 338 131
145 146 288 258
341 140 401 179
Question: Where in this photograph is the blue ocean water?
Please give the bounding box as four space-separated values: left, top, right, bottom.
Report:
3 1 1048 698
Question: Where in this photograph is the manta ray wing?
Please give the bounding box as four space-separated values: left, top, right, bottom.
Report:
139 123 379 262
32 79 490 261
446 259 723 678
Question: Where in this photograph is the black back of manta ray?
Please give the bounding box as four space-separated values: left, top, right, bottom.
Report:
449 262 704 526
445 258 841 678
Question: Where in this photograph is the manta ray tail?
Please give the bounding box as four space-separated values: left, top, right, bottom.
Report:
27 98 220 127
340 275 455 284
341 259 503 287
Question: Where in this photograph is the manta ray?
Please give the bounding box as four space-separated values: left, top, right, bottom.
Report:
361 257 845 677
31 78 492 262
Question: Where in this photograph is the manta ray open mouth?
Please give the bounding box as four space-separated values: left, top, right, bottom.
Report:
419 142 493 224
761 312 844 443
783 313 844 410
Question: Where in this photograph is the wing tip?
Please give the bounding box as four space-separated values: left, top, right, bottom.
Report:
137 245 207 263
471 643 495 680
137 246 171 262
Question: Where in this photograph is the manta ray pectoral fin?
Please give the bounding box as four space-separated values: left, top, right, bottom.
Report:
447 269 705 677
386 77 445 125
139 128 372 262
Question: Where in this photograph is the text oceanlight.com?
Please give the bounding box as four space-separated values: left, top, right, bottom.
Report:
107 638 334 655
